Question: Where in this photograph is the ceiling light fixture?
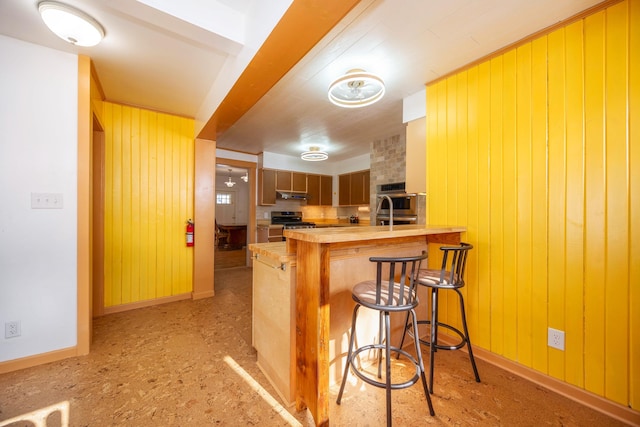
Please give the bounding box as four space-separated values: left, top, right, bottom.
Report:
328 69 385 108
224 176 236 187
240 172 249 183
301 146 328 162
38 1 105 47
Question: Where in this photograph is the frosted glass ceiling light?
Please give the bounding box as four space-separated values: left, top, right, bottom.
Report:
328 69 385 108
38 1 105 47
301 146 328 162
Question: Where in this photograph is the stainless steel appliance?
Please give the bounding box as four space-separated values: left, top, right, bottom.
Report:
376 182 418 225
271 211 316 240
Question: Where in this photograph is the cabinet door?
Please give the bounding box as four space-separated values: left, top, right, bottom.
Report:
292 172 307 192
259 169 276 205
276 170 292 191
338 174 351 206
363 170 370 204
306 174 320 206
350 171 366 205
320 175 333 206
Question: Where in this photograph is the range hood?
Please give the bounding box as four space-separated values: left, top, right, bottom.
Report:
277 191 311 201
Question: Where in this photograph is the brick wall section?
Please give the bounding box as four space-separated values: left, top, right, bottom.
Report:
369 133 406 220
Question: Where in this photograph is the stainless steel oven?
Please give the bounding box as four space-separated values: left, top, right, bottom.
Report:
375 182 418 226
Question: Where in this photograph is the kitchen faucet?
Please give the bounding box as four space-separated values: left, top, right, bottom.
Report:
376 194 394 230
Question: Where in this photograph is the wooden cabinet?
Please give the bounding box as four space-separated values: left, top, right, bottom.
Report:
338 170 369 206
307 174 333 206
259 169 277 205
251 252 296 405
338 174 351 206
276 171 307 192
257 226 284 243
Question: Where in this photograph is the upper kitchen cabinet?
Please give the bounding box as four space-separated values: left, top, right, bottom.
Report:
276 171 307 192
259 168 277 205
338 170 370 206
307 174 333 206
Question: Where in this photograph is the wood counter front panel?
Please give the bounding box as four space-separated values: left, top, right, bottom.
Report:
295 241 330 424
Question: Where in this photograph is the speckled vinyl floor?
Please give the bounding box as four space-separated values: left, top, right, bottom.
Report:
0 267 628 426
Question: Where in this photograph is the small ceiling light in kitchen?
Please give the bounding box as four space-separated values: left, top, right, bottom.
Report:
224 176 236 187
328 69 385 108
301 146 328 162
240 172 249 182
38 1 105 47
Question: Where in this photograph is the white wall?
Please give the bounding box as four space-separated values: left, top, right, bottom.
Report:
0 35 78 362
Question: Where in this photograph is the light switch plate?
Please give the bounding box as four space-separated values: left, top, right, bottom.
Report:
31 193 63 209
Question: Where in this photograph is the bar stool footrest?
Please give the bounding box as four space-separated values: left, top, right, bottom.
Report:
407 320 467 351
349 344 422 391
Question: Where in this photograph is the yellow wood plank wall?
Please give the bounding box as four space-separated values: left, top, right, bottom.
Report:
426 0 638 409
102 102 195 307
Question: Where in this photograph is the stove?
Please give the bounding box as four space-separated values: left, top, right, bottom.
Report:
271 211 316 230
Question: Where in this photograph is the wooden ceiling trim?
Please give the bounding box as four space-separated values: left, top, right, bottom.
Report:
197 0 361 141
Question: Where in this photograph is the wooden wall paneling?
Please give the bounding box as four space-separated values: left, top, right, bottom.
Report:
629 0 640 411
147 111 158 300
489 55 505 356
530 35 549 374
465 66 481 344
502 49 518 361
583 9 606 396
604 1 629 405
476 61 492 350
547 27 568 381
515 42 533 367
454 71 469 335
425 1 639 409
103 103 194 308
564 19 586 388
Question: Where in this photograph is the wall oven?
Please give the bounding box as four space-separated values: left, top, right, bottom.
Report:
376 182 418 225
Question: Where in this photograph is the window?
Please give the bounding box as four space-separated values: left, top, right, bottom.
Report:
217 193 232 205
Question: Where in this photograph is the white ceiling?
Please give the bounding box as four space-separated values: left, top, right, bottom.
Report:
0 0 603 164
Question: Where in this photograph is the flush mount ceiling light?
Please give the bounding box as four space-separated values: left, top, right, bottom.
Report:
38 1 105 47
240 172 249 182
328 69 385 108
301 146 328 162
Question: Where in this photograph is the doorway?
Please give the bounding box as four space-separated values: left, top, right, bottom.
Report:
214 160 256 271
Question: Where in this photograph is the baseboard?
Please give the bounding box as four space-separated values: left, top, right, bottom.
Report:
192 290 215 300
0 346 77 375
437 335 640 426
101 292 192 315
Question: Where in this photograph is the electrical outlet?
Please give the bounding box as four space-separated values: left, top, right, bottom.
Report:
548 327 565 350
5 321 21 338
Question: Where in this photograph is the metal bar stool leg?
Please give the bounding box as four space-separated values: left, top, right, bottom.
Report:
429 287 438 393
456 288 481 383
337 305 360 404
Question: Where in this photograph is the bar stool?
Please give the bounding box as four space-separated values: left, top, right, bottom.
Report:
399 242 480 393
336 252 435 426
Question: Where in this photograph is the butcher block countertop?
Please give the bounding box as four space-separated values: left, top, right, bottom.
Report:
248 241 294 265
284 224 466 244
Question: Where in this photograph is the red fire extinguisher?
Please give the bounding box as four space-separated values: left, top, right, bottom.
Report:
186 219 194 247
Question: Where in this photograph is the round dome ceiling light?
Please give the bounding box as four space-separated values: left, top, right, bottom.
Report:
38 1 105 47
301 147 328 162
328 69 385 108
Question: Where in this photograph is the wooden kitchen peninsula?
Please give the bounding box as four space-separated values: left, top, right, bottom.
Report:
283 224 466 426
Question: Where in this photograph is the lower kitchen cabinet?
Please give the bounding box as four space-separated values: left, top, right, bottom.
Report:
250 245 295 405
257 225 284 243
